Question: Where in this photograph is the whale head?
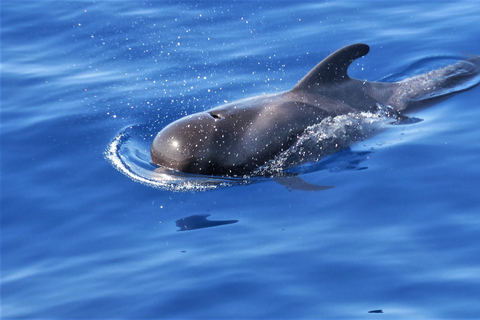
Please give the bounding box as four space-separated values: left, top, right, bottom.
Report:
151 112 221 175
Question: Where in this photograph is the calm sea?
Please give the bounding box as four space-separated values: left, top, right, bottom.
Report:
2 1 480 319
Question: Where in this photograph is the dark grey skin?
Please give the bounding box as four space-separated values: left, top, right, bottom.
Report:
151 43 480 177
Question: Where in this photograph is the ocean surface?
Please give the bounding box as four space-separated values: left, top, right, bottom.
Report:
2 1 480 319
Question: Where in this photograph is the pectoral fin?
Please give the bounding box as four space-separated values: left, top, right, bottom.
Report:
274 175 334 191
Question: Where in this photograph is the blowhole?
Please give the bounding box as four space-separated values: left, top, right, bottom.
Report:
208 112 223 120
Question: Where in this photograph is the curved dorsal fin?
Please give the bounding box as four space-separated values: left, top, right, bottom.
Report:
293 43 370 90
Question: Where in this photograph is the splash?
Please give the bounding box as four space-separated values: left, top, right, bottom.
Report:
254 107 398 176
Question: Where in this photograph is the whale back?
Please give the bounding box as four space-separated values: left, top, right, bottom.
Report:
293 43 480 113
292 43 398 113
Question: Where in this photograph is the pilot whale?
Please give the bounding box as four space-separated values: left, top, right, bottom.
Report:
151 43 480 177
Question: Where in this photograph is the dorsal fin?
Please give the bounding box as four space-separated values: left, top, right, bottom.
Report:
293 43 370 90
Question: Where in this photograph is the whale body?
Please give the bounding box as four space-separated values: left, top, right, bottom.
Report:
151 43 480 177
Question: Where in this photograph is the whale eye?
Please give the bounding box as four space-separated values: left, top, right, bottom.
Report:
208 112 223 120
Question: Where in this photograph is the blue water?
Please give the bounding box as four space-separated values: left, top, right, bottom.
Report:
2 1 480 319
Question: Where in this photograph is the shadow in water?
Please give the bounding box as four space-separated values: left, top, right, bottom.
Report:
368 309 383 314
175 214 239 231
